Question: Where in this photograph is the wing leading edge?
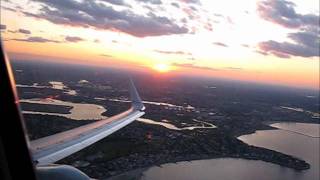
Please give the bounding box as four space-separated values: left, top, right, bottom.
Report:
30 79 145 166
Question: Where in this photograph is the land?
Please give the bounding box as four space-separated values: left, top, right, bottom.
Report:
13 60 319 179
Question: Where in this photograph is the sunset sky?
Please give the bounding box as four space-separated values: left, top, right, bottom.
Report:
0 0 319 89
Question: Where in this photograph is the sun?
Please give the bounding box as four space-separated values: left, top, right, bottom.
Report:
153 63 171 73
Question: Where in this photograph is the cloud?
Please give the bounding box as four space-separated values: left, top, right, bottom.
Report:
257 0 319 29
256 0 319 58
182 6 199 20
189 6 197 11
24 0 188 37
288 31 319 49
255 50 268 56
171 2 180 8
213 42 228 47
258 36 319 58
112 40 118 43
179 0 201 5
11 36 61 43
100 54 113 57
5 28 32 34
1 6 17 12
203 22 213 31
0 24 6 30
242 44 250 48
135 0 162 5
99 0 130 7
225 67 243 71
65 36 84 42
18 28 31 34
187 57 195 60
173 63 219 71
174 64 243 72
226 16 234 24
154 50 192 56
271 51 291 58
213 13 223 17
181 18 188 23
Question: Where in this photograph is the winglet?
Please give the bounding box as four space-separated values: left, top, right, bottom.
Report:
129 78 145 111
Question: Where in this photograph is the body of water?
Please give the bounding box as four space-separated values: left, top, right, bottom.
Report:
137 118 216 130
127 122 319 180
108 98 195 111
20 98 214 130
238 122 319 180
18 90 319 179
21 98 107 120
17 81 78 96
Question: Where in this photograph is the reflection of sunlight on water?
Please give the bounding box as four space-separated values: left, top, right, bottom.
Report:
270 122 320 138
20 98 107 120
65 90 77 95
137 118 216 130
280 106 319 119
49 81 66 90
109 98 195 111
138 123 319 180
238 122 319 180
20 98 214 130
16 83 49 88
280 106 304 112
17 81 78 96
139 158 306 180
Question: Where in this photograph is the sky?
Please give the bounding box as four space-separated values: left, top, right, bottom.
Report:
0 0 319 90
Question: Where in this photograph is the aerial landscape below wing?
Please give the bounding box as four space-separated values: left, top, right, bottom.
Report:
30 79 145 166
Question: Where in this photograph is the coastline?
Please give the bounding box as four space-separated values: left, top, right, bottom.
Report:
24 114 311 179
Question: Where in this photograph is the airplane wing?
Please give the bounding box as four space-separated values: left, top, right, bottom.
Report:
30 79 145 166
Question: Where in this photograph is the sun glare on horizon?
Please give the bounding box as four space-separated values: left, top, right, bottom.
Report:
153 63 171 73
